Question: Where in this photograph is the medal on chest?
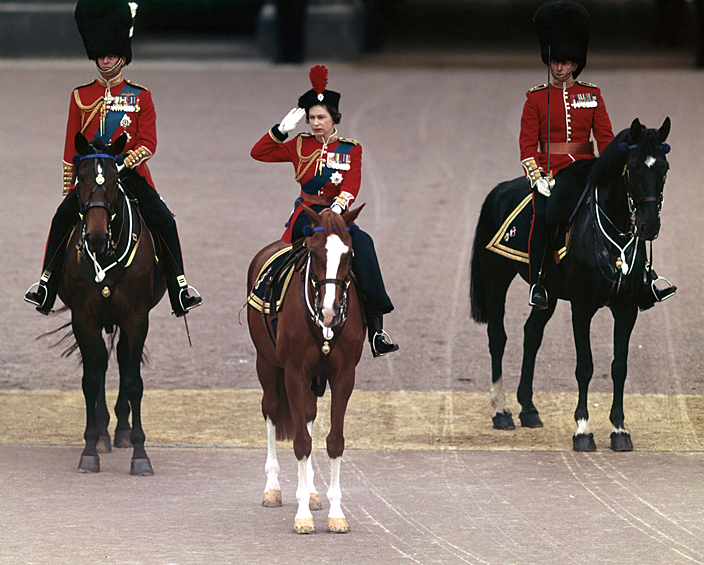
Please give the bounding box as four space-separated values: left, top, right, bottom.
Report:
570 93 597 109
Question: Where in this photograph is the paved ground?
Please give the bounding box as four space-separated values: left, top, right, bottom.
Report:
1 41 703 565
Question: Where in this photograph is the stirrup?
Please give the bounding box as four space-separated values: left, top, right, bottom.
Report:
24 282 53 315
651 276 676 302
176 284 202 316
529 284 548 310
371 330 399 358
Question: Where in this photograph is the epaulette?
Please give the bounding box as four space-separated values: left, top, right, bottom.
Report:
125 79 149 91
528 83 548 93
298 132 314 138
576 81 597 89
338 136 359 146
74 80 98 91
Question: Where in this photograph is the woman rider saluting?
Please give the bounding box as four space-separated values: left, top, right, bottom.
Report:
251 65 398 357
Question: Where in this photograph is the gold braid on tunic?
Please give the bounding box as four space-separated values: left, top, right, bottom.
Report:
294 136 323 183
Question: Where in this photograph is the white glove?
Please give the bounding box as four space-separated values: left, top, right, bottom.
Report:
535 176 554 197
330 203 344 214
278 107 306 134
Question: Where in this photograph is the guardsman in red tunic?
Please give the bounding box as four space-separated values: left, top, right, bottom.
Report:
25 0 201 317
521 1 614 309
251 65 398 357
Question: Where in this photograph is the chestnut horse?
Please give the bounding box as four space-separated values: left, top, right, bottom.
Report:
59 132 166 475
247 205 365 534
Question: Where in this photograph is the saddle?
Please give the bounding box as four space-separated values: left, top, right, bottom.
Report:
247 241 308 316
486 160 595 264
485 191 571 264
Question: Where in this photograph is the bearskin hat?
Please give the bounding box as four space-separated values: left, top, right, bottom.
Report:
534 1 591 79
75 0 136 65
297 65 341 110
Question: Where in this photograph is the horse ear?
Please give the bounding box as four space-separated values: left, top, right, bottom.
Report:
110 133 128 156
630 118 642 141
301 204 322 227
74 132 90 155
344 203 365 226
658 117 671 143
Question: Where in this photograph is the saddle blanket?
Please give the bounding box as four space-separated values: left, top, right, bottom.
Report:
486 193 570 264
247 245 301 315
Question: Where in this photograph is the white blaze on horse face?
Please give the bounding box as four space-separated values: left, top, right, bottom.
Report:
645 156 656 168
321 234 348 326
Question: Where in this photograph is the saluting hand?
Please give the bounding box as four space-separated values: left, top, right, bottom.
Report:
279 107 306 134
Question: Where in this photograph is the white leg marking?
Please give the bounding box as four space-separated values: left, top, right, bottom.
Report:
295 457 314 521
327 457 345 520
306 422 318 496
264 418 280 493
576 418 591 436
321 235 348 326
611 425 628 435
490 377 508 414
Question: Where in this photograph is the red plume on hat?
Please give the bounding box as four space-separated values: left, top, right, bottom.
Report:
298 65 341 110
309 65 328 98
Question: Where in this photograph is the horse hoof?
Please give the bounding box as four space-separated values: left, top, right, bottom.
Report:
114 429 132 448
610 431 633 452
130 458 154 476
262 490 282 508
309 493 323 511
78 455 100 473
96 435 112 453
573 433 596 452
492 411 515 430
519 410 543 428
293 518 316 534
327 518 349 534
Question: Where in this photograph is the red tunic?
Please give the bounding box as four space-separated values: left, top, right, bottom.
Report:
520 80 614 176
62 76 157 192
251 129 362 243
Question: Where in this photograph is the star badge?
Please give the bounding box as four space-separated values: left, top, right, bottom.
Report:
330 171 344 185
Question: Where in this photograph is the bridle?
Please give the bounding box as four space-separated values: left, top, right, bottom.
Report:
619 140 669 233
302 225 353 344
75 152 122 219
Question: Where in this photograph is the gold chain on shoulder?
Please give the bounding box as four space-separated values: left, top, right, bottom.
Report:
73 90 104 135
294 135 322 182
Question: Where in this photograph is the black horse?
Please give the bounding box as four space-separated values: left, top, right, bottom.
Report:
58 132 166 474
470 118 671 451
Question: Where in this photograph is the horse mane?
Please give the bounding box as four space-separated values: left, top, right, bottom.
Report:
319 209 348 237
586 127 631 187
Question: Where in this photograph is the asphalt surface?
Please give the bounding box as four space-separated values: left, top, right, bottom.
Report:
1 37 703 565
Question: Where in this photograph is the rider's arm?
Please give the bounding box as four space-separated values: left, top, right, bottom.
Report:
123 89 157 170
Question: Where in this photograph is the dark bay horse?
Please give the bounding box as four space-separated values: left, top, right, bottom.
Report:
470 118 671 451
59 132 166 475
247 205 365 534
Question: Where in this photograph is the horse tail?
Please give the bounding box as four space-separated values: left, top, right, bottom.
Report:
273 376 295 442
469 194 495 325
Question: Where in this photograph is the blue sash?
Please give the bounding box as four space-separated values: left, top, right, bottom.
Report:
97 83 143 144
300 141 354 195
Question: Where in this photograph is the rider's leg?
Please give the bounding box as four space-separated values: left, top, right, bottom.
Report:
528 191 548 309
120 170 201 317
350 228 398 357
25 190 79 314
639 265 677 310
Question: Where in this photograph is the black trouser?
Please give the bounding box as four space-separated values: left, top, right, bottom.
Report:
291 205 394 334
528 190 548 287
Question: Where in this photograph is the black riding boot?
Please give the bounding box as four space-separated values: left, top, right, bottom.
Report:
638 267 677 311
367 312 399 358
158 219 202 317
120 169 201 317
24 190 79 314
528 192 548 309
